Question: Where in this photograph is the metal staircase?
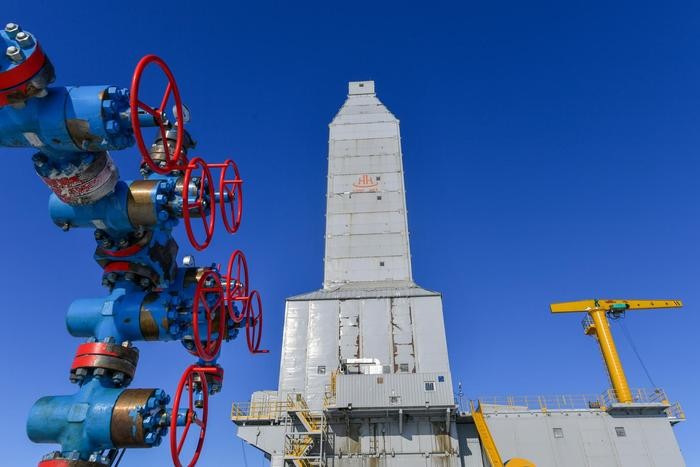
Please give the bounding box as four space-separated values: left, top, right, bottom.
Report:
284 394 328 466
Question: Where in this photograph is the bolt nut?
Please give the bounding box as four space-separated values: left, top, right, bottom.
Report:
105 119 121 134
15 31 35 49
144 432 158 445
4 23 20 39
6 45 24 63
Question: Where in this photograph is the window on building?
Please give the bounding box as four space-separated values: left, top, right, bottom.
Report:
376 176 381 181
399 363 409 372
317 365 326 374
425 381 436 391
615 427 626 437
553 427 564 439
377 195 382 200
382 365 391 374
379 261 385 266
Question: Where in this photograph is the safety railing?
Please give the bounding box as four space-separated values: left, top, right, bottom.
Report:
231 400 291 421
666 402 686 422
601 387 670 406
473 387 684 421
581 314 595 334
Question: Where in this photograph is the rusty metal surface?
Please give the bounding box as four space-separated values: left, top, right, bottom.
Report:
139 292 161 340
110 388 154 447
127 180 158 226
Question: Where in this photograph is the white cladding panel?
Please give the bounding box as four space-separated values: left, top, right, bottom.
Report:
327 232 408 258
326 211 406 236
359 298 392 367
331 137 399 157
330 153 401 174
327 191 406 214
412 295 451 373
305 300 340 410
325 256 409 283
278 300 309 394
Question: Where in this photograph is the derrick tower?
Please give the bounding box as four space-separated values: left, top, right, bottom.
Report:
233 81 458 465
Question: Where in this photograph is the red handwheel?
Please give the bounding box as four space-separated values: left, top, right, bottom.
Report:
218 159 243 233
183 158 216 251
245 290 268 354
191 270 225 362
224 250 249 322
130 54 185 174
170 365 209 467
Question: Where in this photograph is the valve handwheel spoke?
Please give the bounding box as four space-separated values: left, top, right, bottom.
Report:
183 157 216 251
130 54 185 174
245 290 268 354
224 250 249 323
217 159 244 233
170 365 209 467
191 270 224 362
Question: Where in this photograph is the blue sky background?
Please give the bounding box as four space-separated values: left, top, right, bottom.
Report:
2 1 699 465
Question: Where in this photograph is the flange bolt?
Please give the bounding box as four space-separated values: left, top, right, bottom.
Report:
4 23 20 39
6 45 25 63
15 31 35 48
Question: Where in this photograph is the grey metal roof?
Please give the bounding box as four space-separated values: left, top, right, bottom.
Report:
287 280 440 301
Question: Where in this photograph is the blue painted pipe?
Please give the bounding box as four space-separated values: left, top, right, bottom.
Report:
0 85 136 155
49 180 133 232
27 377 174 459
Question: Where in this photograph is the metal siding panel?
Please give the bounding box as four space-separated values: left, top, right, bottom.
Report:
306 300 340 410
339 300 361 361
326 256 411 284
326 211 406 236
335 373 453 408
328 232 408 257
360 298 392 367
331 121 398 141
278 300 309 394
411 296 451 373
330 154 401 174
391 297 416 373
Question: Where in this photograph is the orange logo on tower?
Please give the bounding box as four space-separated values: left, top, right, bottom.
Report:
352 174 379 192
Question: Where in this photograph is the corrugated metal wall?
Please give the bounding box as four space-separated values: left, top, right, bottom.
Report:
335 373 454 408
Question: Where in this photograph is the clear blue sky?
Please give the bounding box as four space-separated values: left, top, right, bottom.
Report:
2 1 699 465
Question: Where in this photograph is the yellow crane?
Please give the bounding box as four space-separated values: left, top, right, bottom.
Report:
550 299 682 403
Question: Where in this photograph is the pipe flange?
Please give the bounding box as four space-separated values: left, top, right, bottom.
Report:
38 452 105 467
111 388 170 448
69 342 139 386
99 261 160 290
0 23 55 107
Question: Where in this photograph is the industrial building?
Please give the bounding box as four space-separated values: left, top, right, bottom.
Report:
232 81 686 467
